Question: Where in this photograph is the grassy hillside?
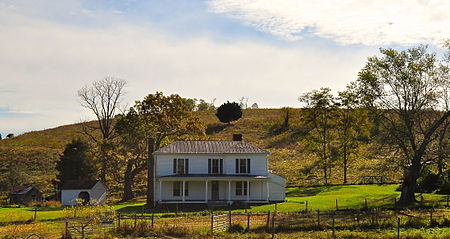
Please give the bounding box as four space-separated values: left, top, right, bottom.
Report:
0 109 400 198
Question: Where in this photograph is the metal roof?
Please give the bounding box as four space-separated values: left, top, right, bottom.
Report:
60 180 100 190
153 140 268 154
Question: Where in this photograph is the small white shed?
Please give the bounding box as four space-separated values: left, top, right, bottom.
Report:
60 180 107 206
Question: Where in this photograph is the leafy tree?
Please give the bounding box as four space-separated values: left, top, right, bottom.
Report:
115 92 205 201
216 101 243 125
356 46 450 206
335 85 371 184
78 76 126 182
0 133 2 140
6 133 14 138
299 88 337 184
196 99 215 111
56 139 96 187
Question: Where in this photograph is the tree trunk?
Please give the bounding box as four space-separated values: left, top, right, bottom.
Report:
343 145 348 184
122 174 134 201
398 157 422 206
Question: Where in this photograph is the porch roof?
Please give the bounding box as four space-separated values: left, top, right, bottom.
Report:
158 174 268 180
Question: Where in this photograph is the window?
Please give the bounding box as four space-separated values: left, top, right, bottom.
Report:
235 181 248 196
208 159 223 174
173 158 189 174
173 181 189 197
235 158 251 174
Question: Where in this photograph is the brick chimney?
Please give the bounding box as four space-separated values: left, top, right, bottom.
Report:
233 134 243 141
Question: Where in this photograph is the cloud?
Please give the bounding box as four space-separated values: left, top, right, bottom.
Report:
0 2 373 135
208 0 450 46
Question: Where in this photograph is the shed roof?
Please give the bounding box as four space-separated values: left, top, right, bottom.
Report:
153 140 268 154
61 180 100 190
11 186 36 195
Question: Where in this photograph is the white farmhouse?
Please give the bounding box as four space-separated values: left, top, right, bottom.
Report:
60 180 107 206
152 135 285 205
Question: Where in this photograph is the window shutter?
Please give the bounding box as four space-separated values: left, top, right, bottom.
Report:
185 159 189 174
235 159 239 173
247 159 251 173
208 159 211 174
173 159 177 174
220 159 223 174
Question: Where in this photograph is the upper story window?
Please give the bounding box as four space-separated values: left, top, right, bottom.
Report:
173 158 189 174
235 158 251 174
208 159 223 174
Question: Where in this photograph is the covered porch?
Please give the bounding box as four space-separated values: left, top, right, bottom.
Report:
156 175 270 204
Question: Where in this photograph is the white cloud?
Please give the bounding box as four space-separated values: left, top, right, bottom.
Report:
0 5 372 134
208 0 450 46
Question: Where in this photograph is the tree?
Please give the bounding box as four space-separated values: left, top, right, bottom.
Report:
78 76 126 182
115 92 205 201
196 99 216 111
6 133 14 138
216 101 243 125
356 46 450 206
335 85 371 184
56 139 96 187
299 88 337 184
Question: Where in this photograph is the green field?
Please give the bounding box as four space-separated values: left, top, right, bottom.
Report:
2 184 448 224
2 184 450 238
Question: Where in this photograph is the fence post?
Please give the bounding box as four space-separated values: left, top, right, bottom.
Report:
317 209 320 227
266 211 271 231
335 199 338 211
151 213 154 228
228 210 232 229
65 221 69 237
210 213 214 234
246 212 250 233
332 214 336 239
271 213 275 239
430 209 433 225
134 214 137 228
275 203 278 213
365 198 368 209
305 201 308 212
33 207 37 221
397 217 400 239
447 196 449 207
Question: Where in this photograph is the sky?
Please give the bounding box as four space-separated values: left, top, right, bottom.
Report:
1 0 449 136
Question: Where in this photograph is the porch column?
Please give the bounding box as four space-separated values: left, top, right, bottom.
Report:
228 180 231 204
204 180 208 202
246 180 250 202
266 181 270 201
159 179 162 202
182 180 186 202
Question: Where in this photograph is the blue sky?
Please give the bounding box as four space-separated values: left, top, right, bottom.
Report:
1 0 449 135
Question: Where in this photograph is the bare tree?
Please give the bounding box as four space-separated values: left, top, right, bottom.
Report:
78 77 127 181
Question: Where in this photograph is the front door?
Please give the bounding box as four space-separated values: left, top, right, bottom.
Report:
211 181 219 200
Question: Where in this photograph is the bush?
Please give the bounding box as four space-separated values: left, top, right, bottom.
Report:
28 200 61 208
228 223 245 233
159 223 191 237
417 171 442 193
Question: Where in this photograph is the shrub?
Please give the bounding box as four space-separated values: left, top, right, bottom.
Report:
159 223 191 237
417 171 442 193
228 223 245 233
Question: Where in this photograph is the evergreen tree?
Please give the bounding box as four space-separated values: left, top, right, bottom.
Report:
56 139 96 187
215 101 243 125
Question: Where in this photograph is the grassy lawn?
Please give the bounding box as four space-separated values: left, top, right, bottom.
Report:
1 184 449 223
